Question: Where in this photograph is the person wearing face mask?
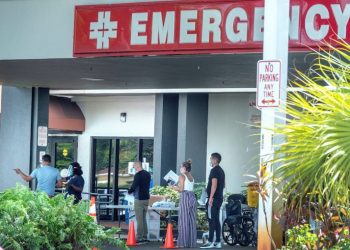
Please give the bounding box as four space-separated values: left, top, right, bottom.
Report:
171 159 197 248
14 154 62 197
128 161 151 243
200 153 225 249
65 162 85 204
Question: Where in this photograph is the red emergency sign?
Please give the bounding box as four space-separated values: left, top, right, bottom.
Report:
73 0 350 57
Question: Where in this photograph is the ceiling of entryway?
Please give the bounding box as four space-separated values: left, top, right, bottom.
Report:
0 52 313 90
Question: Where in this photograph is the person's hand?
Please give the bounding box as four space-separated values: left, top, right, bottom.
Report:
209 197 214 207
13 168 21 175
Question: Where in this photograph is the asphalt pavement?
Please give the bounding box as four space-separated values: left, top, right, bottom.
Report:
103 241 257 250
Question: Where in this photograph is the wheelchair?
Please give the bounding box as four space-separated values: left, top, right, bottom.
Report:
222 194 256 247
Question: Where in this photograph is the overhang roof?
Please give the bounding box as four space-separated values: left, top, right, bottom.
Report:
49 96 85 132
0 53 313 90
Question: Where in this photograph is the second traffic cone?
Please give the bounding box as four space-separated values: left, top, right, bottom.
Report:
126 220 137 246
89 196 97 223
161 223 177 249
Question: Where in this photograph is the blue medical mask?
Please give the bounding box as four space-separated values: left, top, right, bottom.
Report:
68 165 73 177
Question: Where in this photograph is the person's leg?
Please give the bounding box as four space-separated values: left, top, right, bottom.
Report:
213 199 223 243
142 200 149 240
210 203 220 243
201 202 216 248
207 203 215 243
134 199 144 240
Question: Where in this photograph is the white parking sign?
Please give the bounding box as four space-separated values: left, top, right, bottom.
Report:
256 60 281 108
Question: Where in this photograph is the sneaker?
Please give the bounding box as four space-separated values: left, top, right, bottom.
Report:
214 242 222 248
200 242 215 249
136 239 145 244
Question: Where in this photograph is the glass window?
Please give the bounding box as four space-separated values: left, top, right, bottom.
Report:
118 139 138 189
55 142 74 170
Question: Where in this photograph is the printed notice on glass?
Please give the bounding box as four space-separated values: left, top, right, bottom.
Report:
37 126 48 147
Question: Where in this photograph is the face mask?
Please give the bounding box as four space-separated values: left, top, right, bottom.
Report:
180 168 186 174
68 165 73 177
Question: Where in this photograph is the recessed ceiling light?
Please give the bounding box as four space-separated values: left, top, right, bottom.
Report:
80 77 104 81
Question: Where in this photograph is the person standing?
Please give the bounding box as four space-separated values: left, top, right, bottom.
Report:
201 153 225 249
66 162 85 204
171 159 197 248
14 154 62 197
128 161 151 243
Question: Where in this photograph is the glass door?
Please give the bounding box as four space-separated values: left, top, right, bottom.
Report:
91 137 154 221
92 139 116 220
48 136 78 170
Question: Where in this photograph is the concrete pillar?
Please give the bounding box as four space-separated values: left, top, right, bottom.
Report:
153 94 179 186
0 86 49 192
0 86 33 191
31 88 49 172
258 0 290 249
177 94 208 183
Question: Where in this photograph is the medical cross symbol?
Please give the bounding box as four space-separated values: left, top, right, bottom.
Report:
89 11 117 49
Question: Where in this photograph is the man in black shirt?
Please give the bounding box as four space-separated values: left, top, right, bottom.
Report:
128 161 151 243
201 153 225 249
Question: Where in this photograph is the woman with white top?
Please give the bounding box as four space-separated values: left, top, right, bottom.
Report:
171 159 197 248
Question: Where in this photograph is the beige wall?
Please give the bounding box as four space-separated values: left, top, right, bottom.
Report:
207 93 261 194
73 95 156 193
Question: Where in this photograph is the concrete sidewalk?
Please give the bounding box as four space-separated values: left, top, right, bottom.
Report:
103 241 257 250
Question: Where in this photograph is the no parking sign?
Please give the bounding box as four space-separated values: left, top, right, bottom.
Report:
256 60 281 108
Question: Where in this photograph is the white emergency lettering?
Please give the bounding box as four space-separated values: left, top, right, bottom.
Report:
180 10 198 44
289 6 300 40
151 11 175 44
225 7 248 43
131 13 148 45
305 4 329 41
202 9 222 43
253 7 264 42
331 4 350 39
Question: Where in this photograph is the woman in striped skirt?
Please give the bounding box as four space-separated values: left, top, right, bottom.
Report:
171 159 197 248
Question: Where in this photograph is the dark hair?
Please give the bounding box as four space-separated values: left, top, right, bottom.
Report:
182 159 192 172
41 154 51 163
71 162 83 176
211 153 222 163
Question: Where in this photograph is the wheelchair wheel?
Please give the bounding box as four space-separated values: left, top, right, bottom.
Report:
222 218 237 246
238 218 255 246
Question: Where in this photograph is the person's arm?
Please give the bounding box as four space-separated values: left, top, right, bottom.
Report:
56 171 63 188
67 177 84 192
70 184 83 192
172 175 185 192
128 173 140 194
56 179 63 188
209 178 218 207
14 168 33 182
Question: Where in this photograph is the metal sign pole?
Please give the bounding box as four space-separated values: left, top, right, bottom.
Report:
257 0 290 249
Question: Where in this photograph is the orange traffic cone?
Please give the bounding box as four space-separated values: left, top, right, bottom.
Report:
126 220 137 246
161 223 177 249
89 196 97 223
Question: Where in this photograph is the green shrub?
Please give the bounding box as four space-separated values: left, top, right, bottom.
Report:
150 185 180 205
0 185 125 250
284 224 318 250
332 238 350 250
332 227 350 250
